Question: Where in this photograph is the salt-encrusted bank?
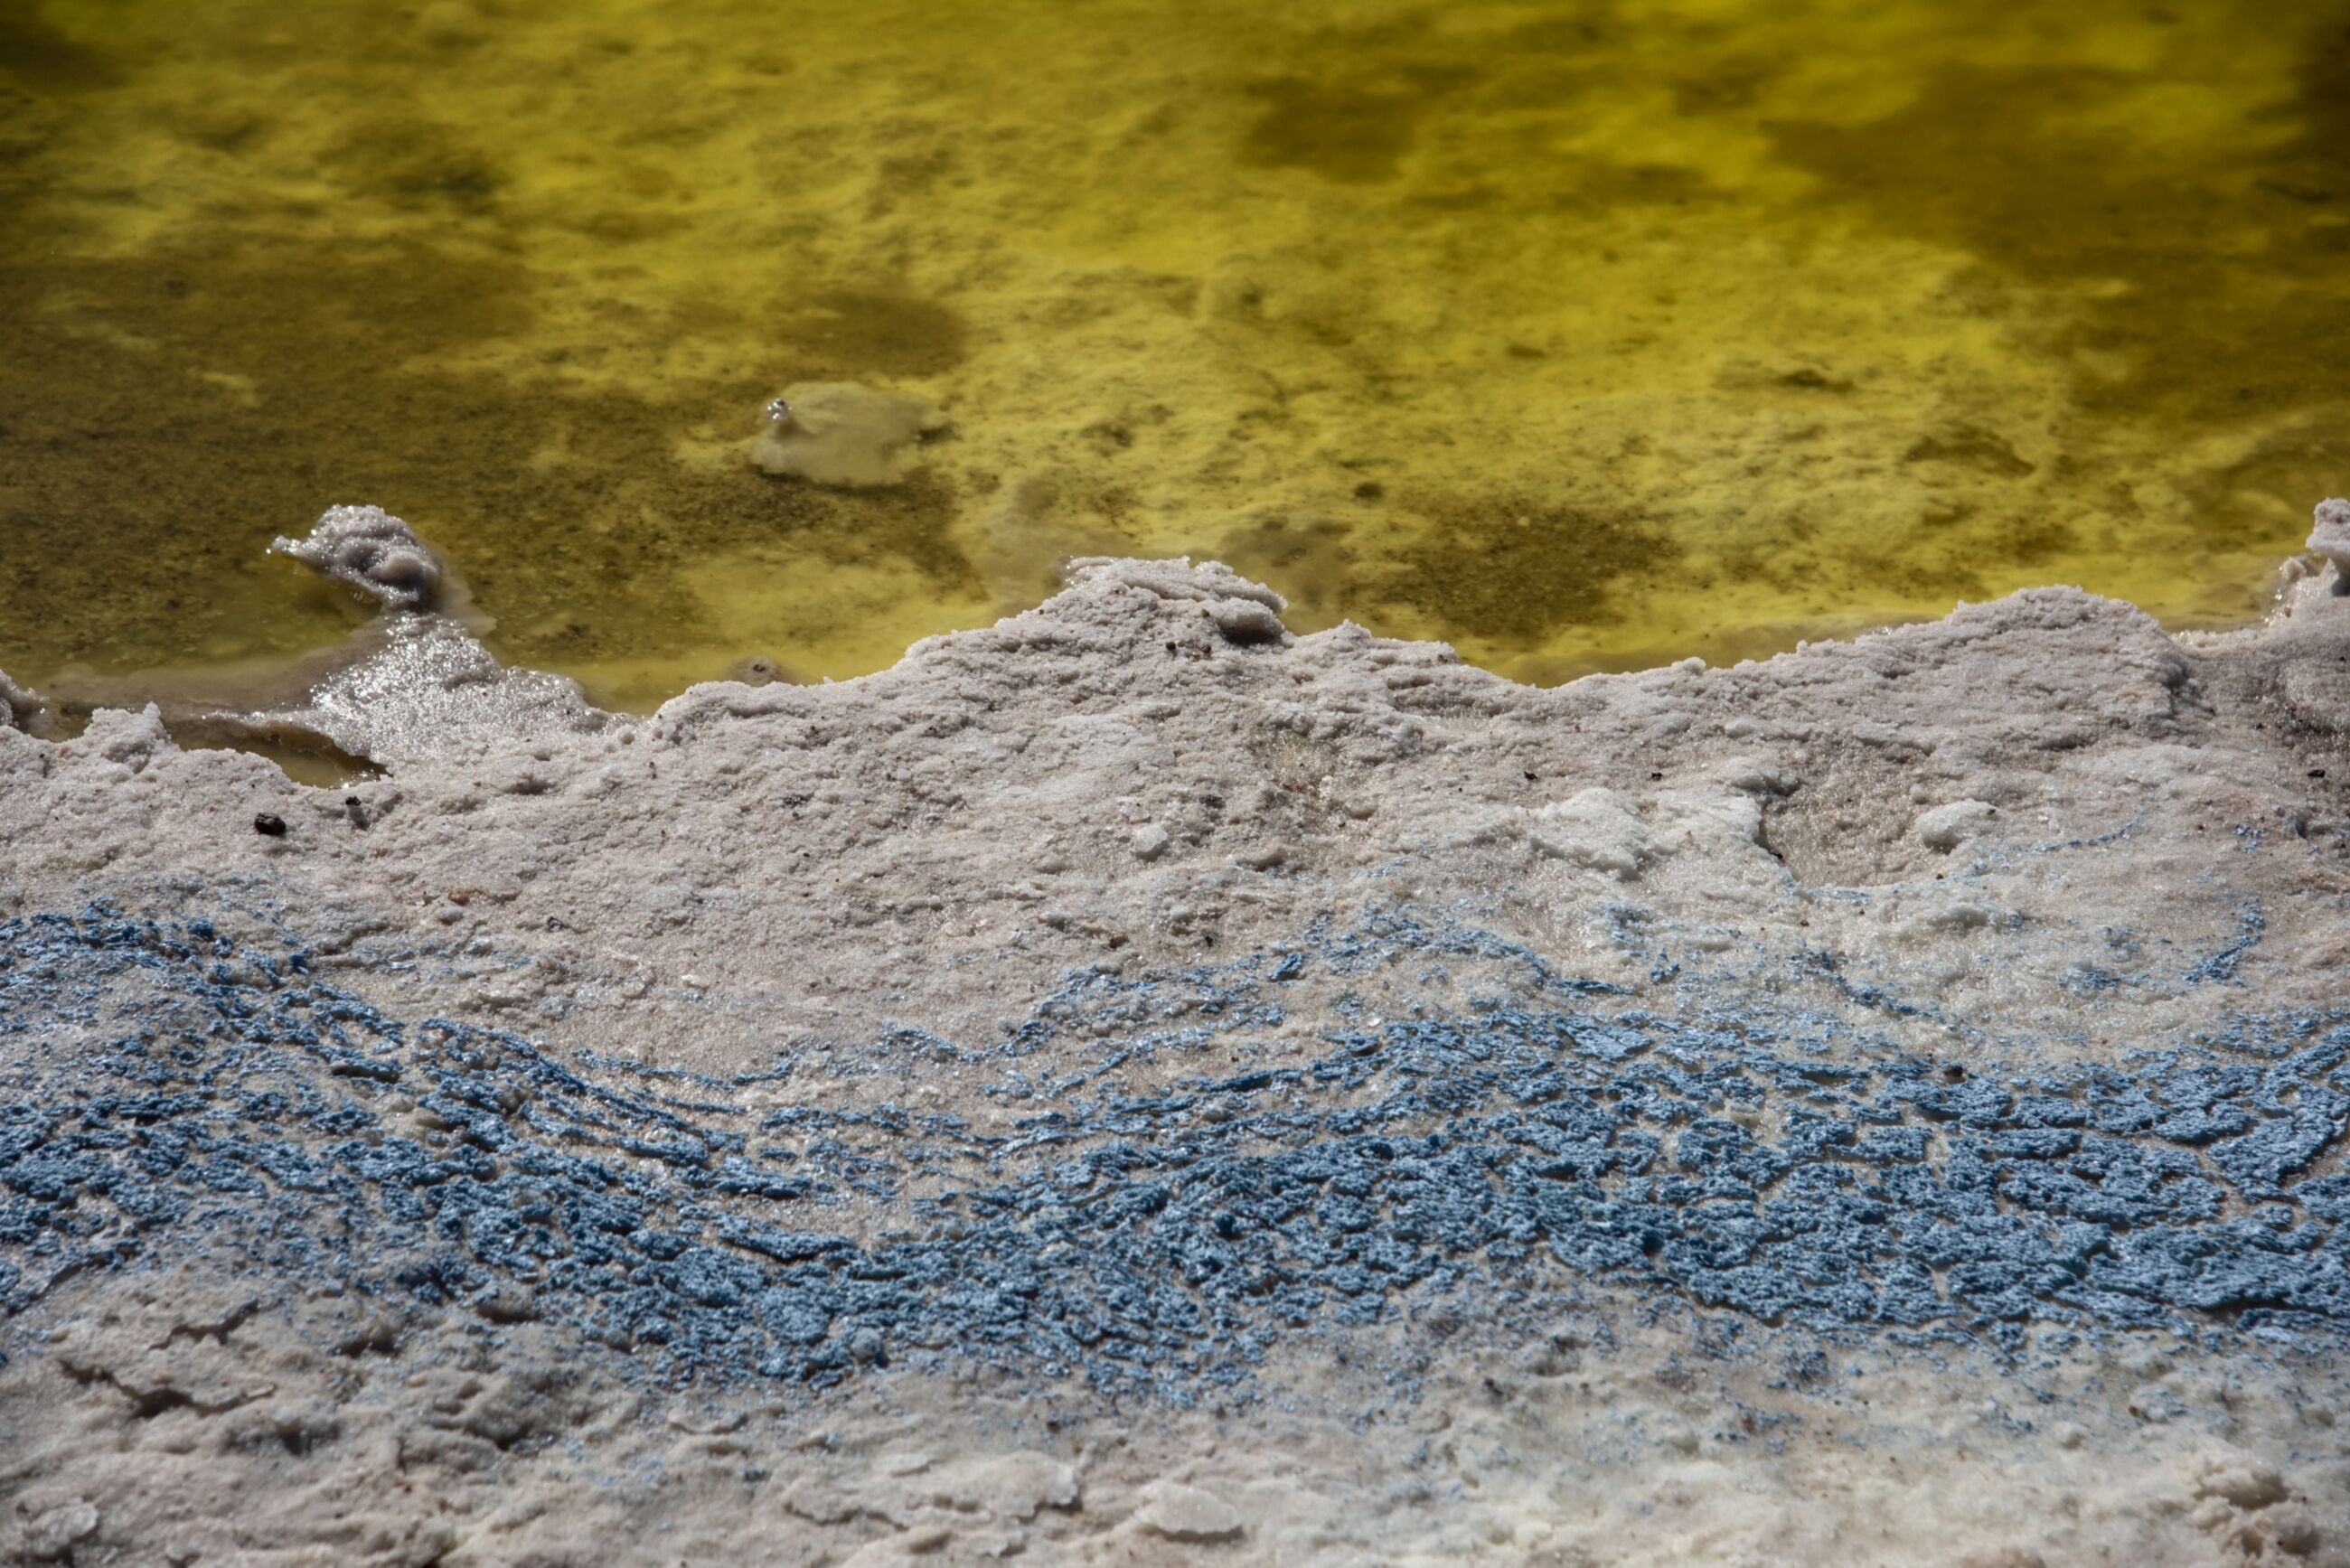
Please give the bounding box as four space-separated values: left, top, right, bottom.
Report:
1 507 2347 1563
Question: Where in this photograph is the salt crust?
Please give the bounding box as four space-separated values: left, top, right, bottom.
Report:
2 509 2348 1563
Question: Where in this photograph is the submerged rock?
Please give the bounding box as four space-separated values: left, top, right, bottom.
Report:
270 503 446 613
749 381 945 488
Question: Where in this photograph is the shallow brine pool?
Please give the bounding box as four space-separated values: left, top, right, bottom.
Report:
3 0 2345 707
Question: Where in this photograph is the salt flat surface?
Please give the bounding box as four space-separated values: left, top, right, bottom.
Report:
2 513 2347 1563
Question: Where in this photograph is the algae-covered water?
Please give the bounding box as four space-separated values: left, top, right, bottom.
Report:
4 0 2346 707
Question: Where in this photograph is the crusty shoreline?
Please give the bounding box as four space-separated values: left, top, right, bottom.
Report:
3 512 2348 1563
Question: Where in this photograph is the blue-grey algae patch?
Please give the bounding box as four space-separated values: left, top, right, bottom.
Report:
3 904 2345 1401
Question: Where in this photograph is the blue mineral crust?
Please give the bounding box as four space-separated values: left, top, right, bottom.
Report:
2 903 2345 1395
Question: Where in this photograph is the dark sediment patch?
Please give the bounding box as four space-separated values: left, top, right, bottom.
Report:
1383 498 1676 643
0 10 124 93
771 288 971 380
325 114 508 212
1240 70 1471 184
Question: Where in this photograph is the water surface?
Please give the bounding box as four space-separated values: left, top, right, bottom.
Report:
4 0 2345 705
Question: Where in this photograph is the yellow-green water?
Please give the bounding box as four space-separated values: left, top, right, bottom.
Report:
4 0 2346 708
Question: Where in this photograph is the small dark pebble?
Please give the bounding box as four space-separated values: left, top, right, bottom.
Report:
253 813 287 838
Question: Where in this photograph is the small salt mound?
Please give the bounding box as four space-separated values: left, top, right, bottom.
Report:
0 669 50 735
750 382 945 488
2310 496 2350 589
270 504 443 612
